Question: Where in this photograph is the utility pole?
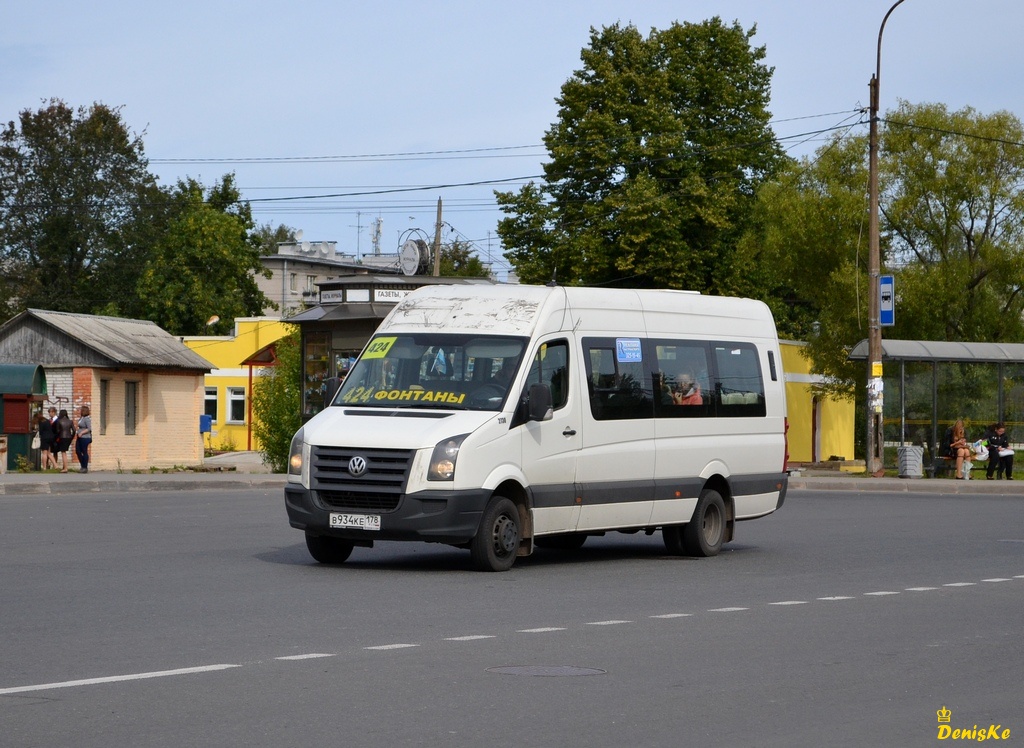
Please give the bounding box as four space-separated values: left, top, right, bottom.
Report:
866 0 907 476
432 198 443 276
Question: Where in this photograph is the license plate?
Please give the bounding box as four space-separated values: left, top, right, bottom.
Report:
329 512 381 531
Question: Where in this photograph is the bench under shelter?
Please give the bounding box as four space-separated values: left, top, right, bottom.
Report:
849 339 1024 476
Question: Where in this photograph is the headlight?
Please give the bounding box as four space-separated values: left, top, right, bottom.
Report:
427 434 469 481
287 428 304 476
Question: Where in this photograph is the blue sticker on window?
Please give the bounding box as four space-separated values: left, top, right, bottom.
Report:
615 338 643 363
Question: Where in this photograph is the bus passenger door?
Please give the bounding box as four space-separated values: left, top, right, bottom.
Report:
519 339 581 534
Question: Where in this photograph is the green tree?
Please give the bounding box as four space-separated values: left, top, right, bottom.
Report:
250 326 301 473
134 175 273 335
439 239 490 277
741 102 1024 393
253 222 296 256
0 99 156 315
496 18 782 290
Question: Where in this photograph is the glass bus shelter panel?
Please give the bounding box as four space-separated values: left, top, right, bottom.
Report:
936 361 1000 445
1000 364 1024 441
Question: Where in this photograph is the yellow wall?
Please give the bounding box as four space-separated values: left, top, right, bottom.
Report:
781 341 855 464
183 318 293 452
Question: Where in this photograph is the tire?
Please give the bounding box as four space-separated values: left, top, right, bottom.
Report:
681 489 726 557
305 533 355 564
470 496 520 571
535 533 587 551
662 524 685 555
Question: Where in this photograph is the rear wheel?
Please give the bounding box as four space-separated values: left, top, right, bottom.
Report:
470 496 520 571
682 489 726 557
305 533 355 564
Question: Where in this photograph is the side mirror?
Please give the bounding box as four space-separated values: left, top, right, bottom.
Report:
324 377 343 405
527 383 553 422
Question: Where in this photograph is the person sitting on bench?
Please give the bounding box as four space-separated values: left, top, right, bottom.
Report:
947 419 971 479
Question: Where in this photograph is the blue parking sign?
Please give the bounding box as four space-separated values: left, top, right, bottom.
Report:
880 275 894 327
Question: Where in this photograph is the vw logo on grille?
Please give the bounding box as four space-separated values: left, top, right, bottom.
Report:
348 455 369 477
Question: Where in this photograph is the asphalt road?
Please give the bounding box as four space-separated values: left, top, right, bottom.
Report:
1 487 1021 747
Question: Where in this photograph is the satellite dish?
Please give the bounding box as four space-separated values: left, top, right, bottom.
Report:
400 240 421 276
294 229 304 241
301 241 311 253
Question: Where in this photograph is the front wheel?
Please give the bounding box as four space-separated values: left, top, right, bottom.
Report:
305 533 355 564
470 496 520 571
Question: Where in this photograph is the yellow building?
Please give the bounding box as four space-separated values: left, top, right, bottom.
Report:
781 341 855 465
183 318 293 453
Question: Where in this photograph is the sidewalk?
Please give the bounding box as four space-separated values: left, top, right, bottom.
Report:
0 451 286 496
2 454 1022 497
787 469 1024 495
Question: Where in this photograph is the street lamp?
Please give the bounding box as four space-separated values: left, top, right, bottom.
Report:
866 0 907 476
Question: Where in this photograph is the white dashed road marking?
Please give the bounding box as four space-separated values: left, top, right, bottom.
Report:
517 627 567 633
364 644 419 651
276 653 335 661
3 573 1020 697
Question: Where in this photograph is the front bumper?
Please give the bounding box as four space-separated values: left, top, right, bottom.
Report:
285 485 491 545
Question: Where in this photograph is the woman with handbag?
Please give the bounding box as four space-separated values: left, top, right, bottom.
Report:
34 412 57 470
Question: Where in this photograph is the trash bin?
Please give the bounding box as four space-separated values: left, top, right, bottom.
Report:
897 445 924 478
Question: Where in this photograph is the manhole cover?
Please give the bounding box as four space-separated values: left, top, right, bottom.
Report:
486 666 606 677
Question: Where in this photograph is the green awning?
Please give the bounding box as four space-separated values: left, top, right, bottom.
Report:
0 364 47 396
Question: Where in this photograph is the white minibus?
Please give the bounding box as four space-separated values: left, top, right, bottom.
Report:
285 284 788 571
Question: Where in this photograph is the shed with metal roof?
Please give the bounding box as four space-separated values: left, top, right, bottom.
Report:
0 310 214 471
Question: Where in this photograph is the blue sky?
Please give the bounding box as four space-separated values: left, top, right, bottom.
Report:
4 1 1023 278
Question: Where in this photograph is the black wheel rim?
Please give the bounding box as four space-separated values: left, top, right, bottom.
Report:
493 513 518 557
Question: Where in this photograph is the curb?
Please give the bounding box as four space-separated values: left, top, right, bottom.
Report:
0 474 288 496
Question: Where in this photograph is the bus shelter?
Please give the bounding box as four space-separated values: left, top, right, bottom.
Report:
849 339 1024 474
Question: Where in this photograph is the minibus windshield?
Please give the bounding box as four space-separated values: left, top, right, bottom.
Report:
333 333 528 411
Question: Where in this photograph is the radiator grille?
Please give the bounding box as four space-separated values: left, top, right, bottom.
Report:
311 446 413 512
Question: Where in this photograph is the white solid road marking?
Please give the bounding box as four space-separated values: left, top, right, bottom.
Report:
0 664 240 696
